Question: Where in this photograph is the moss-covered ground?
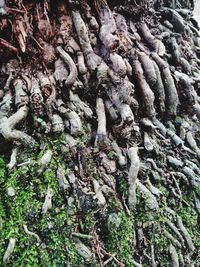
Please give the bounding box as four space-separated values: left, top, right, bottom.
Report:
0 136 199 266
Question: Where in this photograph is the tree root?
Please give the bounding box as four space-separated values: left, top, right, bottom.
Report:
56 46 78 87
3 238 16 264
23 225 41 243
151 53 179 116
42 186 53 214
169 244 179 267
128 147 140 210
95 98 108 147
177 215 195 252
0 106 35 148
133 59 155 117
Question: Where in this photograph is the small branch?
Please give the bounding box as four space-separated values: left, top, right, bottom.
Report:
0 38 18 53
72 232 93 240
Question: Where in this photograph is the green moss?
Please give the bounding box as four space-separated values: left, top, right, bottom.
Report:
1 135 199 267
104 211 135 266
0 140 93 267
83 211 97 233
0 156 6 185
175 116 183 124
78 122 89 145
195 185 200 196
118 177 128 196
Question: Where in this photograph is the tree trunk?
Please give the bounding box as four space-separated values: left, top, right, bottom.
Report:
0 0 199 266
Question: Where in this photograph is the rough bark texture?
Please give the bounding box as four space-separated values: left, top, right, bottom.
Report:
0 0 200 266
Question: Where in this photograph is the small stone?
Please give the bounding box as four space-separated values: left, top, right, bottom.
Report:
7 187 15 197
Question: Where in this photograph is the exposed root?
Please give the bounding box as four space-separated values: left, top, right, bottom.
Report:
56 46 78 87
177 215 195 252
132 59 155 117
0 106 35 148
7 147 18 170
95 98 108 147
42 186 53 214
3 238 16 264
151 53 179 116
128 147 140 210
169 244 179 267
23 225 41 243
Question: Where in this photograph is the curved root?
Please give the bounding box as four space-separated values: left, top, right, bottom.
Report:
0 106 35 148
56 46 78 86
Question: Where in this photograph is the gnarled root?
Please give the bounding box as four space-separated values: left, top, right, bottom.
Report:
139 22 158 51
69 91 93 119
151 53 179 116
56 46 78 86
152 60 166 113
72 10 102 72
137 51 157 87
0 105 35 148
112 140 126 167
97 0 119 51
132 59 155 117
